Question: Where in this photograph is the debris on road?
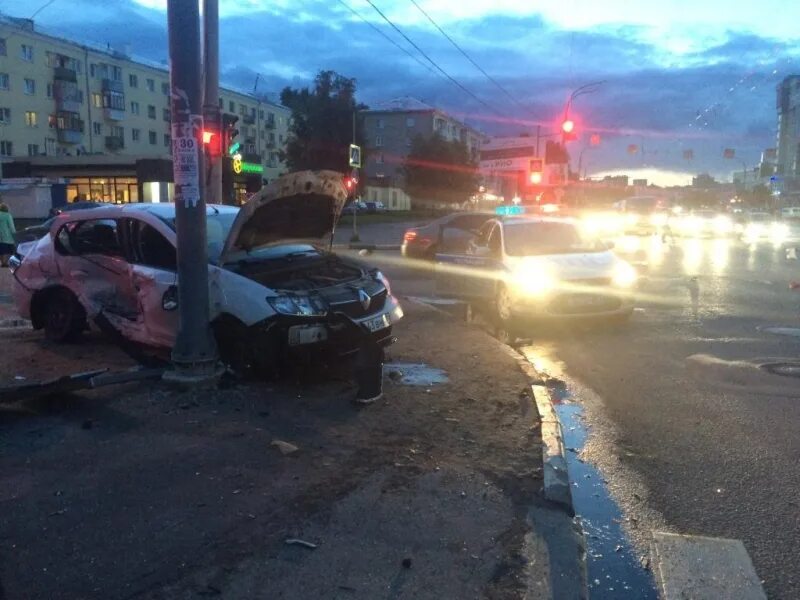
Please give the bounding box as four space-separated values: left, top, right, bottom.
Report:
270 440 300 455
285 538 317 549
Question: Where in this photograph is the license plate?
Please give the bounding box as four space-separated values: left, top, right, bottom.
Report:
364 313 390 332
287 325 327 346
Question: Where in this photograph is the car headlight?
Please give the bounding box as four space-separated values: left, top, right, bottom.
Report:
374 270 392 296
612 263 638 288
268 294 328 316
625 214 638 226
8 254 21 273
512 265 557 297
650 213 668 227
714 216 733 233
771 222 789 236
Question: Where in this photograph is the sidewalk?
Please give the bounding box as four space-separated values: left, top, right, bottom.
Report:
0 300 584 599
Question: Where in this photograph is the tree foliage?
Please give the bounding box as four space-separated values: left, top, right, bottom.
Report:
402 134 480 205
279 70 367 172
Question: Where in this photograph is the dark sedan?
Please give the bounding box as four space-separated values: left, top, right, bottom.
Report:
401 212 495 260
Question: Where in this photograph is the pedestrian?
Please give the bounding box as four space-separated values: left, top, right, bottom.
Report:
0 201 17 267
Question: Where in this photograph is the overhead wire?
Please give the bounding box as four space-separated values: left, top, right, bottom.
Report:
407 0 526 112
361 0 508 117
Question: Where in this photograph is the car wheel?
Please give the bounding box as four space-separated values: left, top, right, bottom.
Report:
424 244 438 261
43 288 86 343
495 284 514 325
213 317 252 375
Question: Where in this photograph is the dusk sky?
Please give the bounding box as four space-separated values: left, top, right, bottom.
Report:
6 0 800 185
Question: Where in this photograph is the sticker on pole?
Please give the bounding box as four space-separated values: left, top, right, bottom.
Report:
171 114 203 208
349 144 361 168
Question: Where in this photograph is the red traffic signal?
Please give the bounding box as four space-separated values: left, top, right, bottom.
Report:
590 133 601 146
202 129 221 157
561 119 575 134
344 177 355 193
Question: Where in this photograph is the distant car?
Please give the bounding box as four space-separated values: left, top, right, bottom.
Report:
739 211 788 240
401 212 495 260
365 201 387 213
341 201 367 216
11 171 403 374
614 196 671 235
781 206 800 220
676 209 734 237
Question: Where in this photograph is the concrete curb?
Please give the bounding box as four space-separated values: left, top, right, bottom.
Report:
500 345 574 511
0 317 31 330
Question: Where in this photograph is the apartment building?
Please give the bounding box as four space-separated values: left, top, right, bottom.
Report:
777 75 800 191
0 14 290 204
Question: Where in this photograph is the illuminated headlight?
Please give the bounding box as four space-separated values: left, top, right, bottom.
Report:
374 270 392 295
650 213 668 227
625 214 639 227
268 294 328 316
745 223 766 238
682 216 703 233
512 266 557 297
771 222 789 239
713 216 733 234
612 263 638 288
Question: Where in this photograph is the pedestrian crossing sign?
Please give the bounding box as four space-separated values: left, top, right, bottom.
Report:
349 144 361 168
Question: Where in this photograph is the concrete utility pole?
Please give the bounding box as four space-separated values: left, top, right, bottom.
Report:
202 0 222 205
166 0 219 382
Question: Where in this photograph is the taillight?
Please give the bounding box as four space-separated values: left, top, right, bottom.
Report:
403 230 418 242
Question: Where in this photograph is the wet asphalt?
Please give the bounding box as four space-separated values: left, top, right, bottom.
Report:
522 234 800 599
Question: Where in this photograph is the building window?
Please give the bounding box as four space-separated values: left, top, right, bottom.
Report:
406 117 415 128
20 44 33 62
229 100 234 112
0 141 12 156
0 73 8 90
161 82 169 95
93 122 102 135
45 138 56 155
24 111 37 127
377 118 385 129
130 101 140 115
48 114 57 128
0 108 9 124
163 108 170 122
0 38 6 56
149 130 157 145
278 134 283 143
46 83 53 98
146 78 155 92
375 135 383 147
90 64 96 77
104 91 125 111
129 73 138 88
27 144 39 156
24 78 35 95
406 138 412 147
92 93 103 108
376 153 384 164
164 133 171 147
147 105 156 119
132 128 140 142
111 66 122 81
111 125 124 139
258 109 264 119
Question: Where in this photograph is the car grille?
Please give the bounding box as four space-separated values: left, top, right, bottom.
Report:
329 288 387 319
548 293 621 315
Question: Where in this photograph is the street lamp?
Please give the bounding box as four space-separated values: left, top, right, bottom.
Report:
561 81 605 143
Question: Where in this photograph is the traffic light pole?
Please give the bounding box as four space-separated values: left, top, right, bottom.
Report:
202 0 222 205
166 0 219 382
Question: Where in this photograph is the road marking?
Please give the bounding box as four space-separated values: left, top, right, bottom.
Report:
762 326 800 337
652 532 766 600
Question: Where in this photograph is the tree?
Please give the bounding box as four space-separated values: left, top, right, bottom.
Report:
402 134 480 206
279 70 367 172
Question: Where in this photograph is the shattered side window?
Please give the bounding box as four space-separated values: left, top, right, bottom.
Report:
55 224 74 255
71 219 123 257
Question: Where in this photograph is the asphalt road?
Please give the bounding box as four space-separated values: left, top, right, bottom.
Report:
520 233 800 599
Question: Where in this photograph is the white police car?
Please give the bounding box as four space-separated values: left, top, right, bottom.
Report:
436 211 636 325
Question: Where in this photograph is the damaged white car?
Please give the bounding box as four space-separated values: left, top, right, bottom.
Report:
10 171 403 374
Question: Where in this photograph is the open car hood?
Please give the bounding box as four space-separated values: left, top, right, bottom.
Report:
219 170 348 264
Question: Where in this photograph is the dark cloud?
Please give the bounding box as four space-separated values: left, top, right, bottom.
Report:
15 0 796 179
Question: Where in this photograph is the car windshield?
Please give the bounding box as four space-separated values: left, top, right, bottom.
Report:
503 221 603 256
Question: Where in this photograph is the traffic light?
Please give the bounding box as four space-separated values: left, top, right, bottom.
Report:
344 177 355 194
222 113 240 156
529 158 543 185
202 129 221 157
561 119 577 142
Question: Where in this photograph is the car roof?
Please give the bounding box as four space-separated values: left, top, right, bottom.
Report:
55 203 238 221
499 215 576 226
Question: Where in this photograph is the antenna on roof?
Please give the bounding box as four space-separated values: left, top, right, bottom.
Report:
253 74 260 95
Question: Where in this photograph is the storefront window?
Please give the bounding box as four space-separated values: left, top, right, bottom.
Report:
66 177 139 204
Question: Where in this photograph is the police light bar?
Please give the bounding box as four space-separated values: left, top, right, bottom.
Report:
495 205 526 216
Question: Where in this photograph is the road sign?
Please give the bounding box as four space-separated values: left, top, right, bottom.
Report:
349 144 361 168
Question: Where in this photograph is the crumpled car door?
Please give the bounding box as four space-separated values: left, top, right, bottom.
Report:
126 265 179 349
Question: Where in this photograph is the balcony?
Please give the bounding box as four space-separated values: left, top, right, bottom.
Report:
242 113 255 125
57 129 83 144
102 78 124 93
105 135 124 151
53 66 77 82
265 118 276 129
104 107 125 121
